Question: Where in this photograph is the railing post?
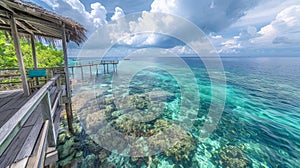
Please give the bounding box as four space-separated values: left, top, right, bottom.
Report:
41 92 56 147
56 76 62 106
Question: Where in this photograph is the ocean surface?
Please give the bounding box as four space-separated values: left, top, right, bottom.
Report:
68 56 300 168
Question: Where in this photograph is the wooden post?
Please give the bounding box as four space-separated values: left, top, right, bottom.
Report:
89 65 92 77
10 15 30 96
41 92 56 147
96 65 99 76
31 35 38 69
71 67 74 78
31 35 40 85
81 66 83 80
62 24 74 133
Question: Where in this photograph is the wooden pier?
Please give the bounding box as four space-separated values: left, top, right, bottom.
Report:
69 60 119 80
0 0 87 167
0 74 64 167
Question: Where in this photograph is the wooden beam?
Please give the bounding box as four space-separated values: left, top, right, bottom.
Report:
4 0 63 26
14 15 61 30
62 23 74 133
24 20 42 34
15 20 33 35
0 1 15 14
10 14 30 96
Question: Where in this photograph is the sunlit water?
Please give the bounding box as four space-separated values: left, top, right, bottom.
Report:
70 57 300 167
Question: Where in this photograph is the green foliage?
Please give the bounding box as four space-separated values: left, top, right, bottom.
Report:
0 30 63 68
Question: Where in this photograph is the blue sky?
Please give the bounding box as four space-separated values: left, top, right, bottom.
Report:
26 0 300 57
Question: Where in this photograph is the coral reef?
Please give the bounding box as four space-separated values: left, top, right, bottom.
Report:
213 145 252 168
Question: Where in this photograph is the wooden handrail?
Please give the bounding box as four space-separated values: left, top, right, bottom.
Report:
0 74 61 155
27 120 49 168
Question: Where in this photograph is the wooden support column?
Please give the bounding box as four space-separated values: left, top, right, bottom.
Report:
31 35 38 69
62 24 74 133
10 15 30 96
31 34 39 85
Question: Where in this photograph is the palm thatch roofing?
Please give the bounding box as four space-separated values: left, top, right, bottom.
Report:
0 0 86 44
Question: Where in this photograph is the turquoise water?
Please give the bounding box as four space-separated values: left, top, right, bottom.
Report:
71 56 300 167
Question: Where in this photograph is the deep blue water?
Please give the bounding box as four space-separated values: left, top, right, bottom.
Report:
71 56 300 167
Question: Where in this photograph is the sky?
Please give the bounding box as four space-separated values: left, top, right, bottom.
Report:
26 0 300 57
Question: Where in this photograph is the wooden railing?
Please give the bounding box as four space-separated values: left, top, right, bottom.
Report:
0 74 63 167
0 67 65 91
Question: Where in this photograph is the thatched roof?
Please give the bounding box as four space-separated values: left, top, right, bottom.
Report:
0 0 86 44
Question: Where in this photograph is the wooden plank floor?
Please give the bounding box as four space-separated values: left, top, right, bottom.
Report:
0 90 33 128
0 89 63 167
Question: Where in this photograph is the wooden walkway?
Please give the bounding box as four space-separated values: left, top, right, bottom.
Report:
69 60 119 80
0 74 64 167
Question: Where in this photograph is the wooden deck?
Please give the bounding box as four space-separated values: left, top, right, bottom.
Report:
0 74 65 167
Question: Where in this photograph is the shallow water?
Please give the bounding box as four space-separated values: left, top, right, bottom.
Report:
69 56 300 167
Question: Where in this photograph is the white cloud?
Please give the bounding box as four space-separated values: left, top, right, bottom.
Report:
115 0 259 50
149 0 258 32
41 0 107 31
210 34 223 39
111 7 125 21
231 0 300 28
166 45 196 55
252 5 300 46
90 2 107 28
150 0 178 14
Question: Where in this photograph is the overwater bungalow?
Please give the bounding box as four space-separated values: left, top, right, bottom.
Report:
0 0 86 167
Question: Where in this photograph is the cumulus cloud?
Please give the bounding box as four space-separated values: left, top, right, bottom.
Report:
41 0 107 31
115 0 258 49
252 5 300 46
90 2 107 28
111 7 125 21
231 0 300 28
150 0 258 32
214 5 300 55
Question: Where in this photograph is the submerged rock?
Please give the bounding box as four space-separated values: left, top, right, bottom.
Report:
213 145 252 168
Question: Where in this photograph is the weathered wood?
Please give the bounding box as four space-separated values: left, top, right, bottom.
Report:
51 90 62 118
45 149 58 167
0 93 30 128
0 75 60 155
27 120 49 168
0 126 32 168
31 34 38 69
0 91 21 107
10 157 29 168
10 14 30 96
62 23 74 133
53 106 62 138
24 20 43 34
0 74 21 77
3 0 62 25
15 20 33 35
15 112 43 162
41 92 56 147
0 1 15 14
49 86 58 104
